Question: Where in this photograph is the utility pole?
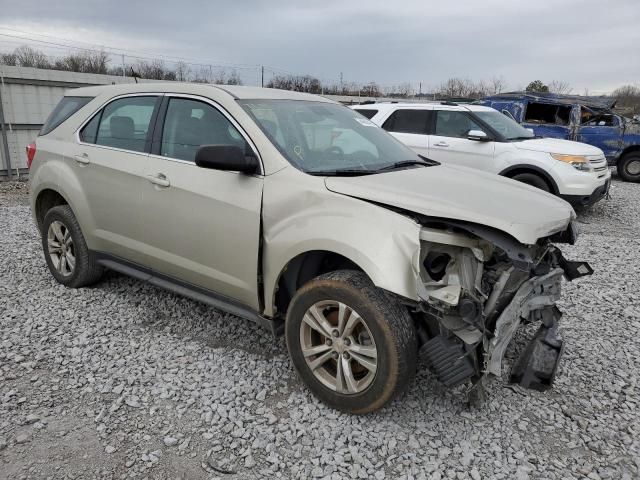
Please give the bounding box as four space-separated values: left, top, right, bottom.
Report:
419 82 422 96
209 65 213 83
261 66 264 87
121 54 125 77
340 72 343 93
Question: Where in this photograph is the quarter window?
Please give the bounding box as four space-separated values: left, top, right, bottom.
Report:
40 96 93 136
81 96 158 153
434 111 483 138
382 109 430 134
160 98 249 162
354 109 378 119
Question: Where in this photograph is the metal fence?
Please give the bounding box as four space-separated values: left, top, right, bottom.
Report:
0 66 426 178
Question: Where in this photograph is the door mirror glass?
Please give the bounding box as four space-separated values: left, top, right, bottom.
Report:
195 145 259 174
467 129 489 141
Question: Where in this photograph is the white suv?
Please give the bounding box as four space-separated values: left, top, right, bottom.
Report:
353 103 611 207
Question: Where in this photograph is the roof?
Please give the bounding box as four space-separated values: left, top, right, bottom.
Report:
65 82 335 103
483 91 616 109
352 102 495 112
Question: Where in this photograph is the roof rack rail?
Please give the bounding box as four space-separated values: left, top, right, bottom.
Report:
440 101 458 106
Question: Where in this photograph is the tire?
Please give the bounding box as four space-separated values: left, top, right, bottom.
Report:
618 152 640 182
285 270 417 414
511 173 551 192
41 205 104 288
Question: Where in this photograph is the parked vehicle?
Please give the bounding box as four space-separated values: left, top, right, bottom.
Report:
479 92 640 183
29 84 592 413
353 102 611 207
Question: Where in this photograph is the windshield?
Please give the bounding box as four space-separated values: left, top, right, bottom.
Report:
474 109 535 140
239 100 425 174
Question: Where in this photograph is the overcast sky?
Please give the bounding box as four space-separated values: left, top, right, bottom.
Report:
0 0 638 93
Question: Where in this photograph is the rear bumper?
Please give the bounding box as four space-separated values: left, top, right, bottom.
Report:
559 178 610 207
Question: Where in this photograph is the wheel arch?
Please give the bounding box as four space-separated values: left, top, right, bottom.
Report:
34 188 70 233
272 250 368 321
618 144 640 161
499 164 559 194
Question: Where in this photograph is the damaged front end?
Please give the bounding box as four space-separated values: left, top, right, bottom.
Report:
413 220 592 394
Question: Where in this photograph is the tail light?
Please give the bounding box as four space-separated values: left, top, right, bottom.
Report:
26 141 36 169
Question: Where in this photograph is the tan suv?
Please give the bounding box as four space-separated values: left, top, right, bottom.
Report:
29 83 592 413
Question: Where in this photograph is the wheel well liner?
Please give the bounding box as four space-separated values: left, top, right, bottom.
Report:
274 250 363 318
499 164 559 194
35 189 69 232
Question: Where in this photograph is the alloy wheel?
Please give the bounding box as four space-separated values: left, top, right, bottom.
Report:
299 300 378 394
47 220 75 277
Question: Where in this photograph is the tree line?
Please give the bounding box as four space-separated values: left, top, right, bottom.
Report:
1 45 639 111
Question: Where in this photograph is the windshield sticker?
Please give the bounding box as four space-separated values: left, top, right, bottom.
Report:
354 117 377 127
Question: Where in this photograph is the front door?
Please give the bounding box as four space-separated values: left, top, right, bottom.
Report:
140 96 263 309
576 110 623 160
428 110 495 170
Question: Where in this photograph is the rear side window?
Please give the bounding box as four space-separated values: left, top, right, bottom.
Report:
382 109 430 134
40 96 93 135
524 102 572 126
80 96 158 153
354 109 378 119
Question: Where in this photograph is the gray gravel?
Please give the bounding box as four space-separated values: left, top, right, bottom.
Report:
1 175 639 479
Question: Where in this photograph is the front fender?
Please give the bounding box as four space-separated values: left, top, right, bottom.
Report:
261 169 422 316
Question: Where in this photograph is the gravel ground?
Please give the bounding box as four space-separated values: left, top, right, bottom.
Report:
1 176 639 480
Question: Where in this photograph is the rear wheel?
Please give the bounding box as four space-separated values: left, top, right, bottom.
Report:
511 172 551 192
618 152 640 182
42 205 103 288
285 270 417 414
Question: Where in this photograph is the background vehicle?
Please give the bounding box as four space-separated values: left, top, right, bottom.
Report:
30 84 591 413
479 92 640 183
353 102 611 207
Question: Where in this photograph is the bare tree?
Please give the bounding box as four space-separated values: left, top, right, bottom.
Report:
612 85 640 114
14 45 50 68
361 82 381 97
490 76 507 94
0 52 17 66
175 61 191 82
548 80 572 95
54 50 109 74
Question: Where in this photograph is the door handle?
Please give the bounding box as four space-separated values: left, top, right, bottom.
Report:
147 173 170 188
433 141 450 147
74 154 90 165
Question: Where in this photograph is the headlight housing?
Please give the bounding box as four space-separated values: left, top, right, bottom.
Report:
550 153 593 172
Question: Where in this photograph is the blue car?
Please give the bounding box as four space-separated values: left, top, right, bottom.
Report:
479 92 640 182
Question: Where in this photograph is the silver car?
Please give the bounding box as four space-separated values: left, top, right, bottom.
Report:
29 83 592 413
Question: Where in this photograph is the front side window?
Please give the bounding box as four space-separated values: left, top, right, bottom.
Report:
40 96 93 136
81 96 157 153
434 111 483 138
240 100 424 175
160 98 248 162
473 110 534 140
382 109 430 134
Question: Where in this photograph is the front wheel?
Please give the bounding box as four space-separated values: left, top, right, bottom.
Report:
285 270 417 414
511 172 551 192
618 153 640 182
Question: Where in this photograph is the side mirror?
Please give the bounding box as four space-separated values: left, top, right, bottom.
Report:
195 145 259 174
467 130 489 141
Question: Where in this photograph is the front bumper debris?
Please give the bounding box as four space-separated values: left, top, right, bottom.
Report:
510 306 564 391
486 268 564 378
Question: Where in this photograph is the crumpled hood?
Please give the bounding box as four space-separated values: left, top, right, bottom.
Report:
514 138 603 156
325 165 575 245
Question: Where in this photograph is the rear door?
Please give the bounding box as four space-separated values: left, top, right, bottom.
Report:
70 94 161 261
139 95 263 309
428 109 495 170
380 108 431 156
